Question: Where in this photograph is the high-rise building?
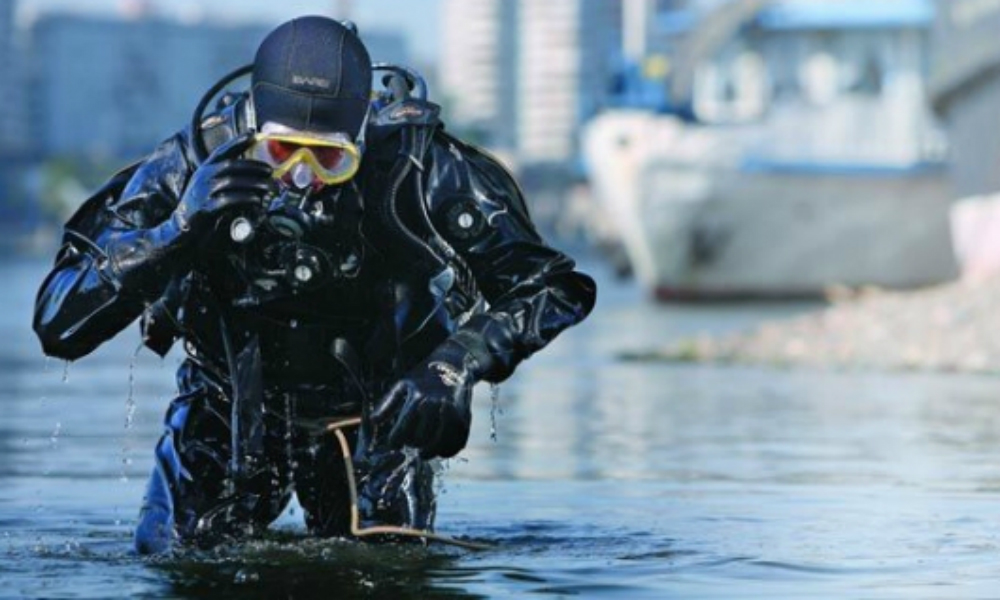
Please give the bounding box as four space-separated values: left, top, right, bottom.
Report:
440 0 622 165
439 0 517 149
517 0 621 165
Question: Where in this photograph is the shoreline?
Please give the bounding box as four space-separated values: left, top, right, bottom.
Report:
623 275 1000 376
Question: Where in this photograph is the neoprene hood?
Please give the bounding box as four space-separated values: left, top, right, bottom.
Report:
251 16 373 137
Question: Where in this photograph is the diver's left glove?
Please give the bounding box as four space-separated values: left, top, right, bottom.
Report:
372 333 495 459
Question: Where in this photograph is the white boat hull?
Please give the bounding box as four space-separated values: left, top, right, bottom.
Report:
584 112 959 299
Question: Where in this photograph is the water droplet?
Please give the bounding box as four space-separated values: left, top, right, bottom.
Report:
61 360 70 383
289 319 298 329
489 383 502 442
49 422 62 448
234 568 260 584
284 394 297 489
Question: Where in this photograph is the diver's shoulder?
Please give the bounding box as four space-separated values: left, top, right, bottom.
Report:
366 96 443 147
428 131 519 182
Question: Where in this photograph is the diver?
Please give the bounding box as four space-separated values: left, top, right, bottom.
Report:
33 16 595 554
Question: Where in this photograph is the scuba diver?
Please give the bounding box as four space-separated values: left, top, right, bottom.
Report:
33 16 595 554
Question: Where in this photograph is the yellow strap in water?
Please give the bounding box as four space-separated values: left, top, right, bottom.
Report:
325 417 493 551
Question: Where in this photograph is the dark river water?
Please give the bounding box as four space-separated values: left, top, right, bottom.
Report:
3 252 1000 598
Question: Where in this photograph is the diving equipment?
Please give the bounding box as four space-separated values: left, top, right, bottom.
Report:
251 123 363 188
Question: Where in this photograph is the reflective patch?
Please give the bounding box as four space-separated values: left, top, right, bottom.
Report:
429 361 463 387
390 104 426 121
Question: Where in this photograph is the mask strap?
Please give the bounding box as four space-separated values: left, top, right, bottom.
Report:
353 105 371 154
245 92 258 133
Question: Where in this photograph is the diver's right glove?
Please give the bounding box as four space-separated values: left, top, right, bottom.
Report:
103 133 272 296
371 334 491 460
166 133 273 242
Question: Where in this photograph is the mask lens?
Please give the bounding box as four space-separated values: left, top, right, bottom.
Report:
266 139 299 163
312 146 347 170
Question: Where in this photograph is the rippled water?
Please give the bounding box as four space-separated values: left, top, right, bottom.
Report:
4 254 1000 598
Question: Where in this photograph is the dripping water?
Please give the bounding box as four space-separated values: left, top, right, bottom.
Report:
283 393 297 497
44 422 62 477
124 342 142 431
489 383 503 442
119 341 144 483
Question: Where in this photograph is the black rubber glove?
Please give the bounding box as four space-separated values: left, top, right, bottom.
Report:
104 133 273 295
371 338 485 459
167 132 273 242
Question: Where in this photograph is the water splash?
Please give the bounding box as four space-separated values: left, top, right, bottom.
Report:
234 568 261 584
489 383 503 442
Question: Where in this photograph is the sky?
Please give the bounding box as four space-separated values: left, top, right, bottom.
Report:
15 0 442 62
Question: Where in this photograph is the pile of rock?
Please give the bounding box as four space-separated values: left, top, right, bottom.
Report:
641 276 1000 375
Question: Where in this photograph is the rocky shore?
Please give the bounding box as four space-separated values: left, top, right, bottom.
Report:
627 276 1000 375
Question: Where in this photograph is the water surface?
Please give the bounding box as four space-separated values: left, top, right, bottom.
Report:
3 255 1000 598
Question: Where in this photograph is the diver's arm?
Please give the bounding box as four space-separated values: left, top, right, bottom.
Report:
425 133 597 383
34 133 270 361
371 133 596 458
33 134 195 360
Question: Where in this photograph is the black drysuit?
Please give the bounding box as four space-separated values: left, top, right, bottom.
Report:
33 96 596 550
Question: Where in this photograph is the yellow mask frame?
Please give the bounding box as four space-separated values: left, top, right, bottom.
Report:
253 133 362 186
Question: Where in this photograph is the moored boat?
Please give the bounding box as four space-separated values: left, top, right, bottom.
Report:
584 0 959 300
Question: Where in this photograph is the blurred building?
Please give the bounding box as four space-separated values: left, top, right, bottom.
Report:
29 14 269 160
439 0 621 166
440 0 517 149
516 0 621 165
27 13 409 161
0 0 29 157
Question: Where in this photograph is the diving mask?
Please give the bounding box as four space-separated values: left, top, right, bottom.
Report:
251 123 362 188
